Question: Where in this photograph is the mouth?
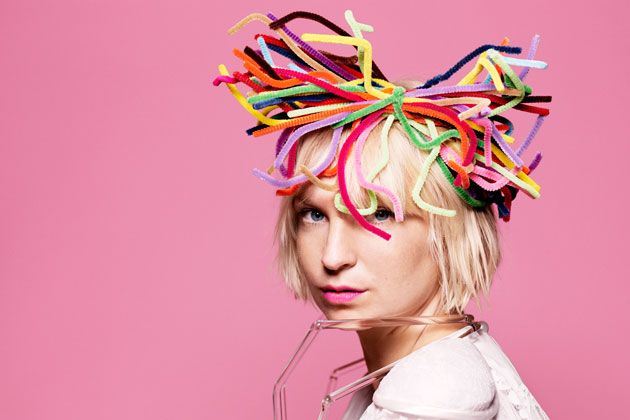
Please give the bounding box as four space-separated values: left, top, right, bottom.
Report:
319 285 366 304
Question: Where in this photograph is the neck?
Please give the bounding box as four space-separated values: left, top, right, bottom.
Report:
356 291 464 391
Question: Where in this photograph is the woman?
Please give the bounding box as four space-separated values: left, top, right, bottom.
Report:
213 9 551 419
274 115 549 419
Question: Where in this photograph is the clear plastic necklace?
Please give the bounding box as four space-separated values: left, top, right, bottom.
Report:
272 313 485 419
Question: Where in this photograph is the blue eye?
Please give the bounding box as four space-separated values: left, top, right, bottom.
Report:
299 208 325 223
373 208 394 223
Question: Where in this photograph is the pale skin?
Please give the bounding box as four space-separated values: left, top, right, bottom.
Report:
294 179 464 390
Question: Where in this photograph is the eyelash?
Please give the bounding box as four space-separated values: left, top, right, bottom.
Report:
297 207 394 224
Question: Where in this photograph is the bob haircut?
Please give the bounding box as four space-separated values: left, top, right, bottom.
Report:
273 81 502 315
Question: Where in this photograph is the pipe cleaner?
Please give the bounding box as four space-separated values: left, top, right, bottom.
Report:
212 10 552 241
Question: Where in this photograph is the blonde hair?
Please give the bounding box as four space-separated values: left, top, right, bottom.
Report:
272 80 502 315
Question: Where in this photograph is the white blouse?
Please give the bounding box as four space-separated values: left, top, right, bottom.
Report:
341 324 549 420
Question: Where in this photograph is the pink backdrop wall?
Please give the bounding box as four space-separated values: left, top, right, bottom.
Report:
2 0 628 418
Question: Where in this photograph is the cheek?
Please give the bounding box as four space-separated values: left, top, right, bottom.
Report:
364 228 436 290
295 233 322 280
295 237 309 271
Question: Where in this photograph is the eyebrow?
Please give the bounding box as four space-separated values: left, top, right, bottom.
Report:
293 195 315 209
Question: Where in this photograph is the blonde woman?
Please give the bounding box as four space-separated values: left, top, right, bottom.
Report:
213 9 552 419
274 112 548 419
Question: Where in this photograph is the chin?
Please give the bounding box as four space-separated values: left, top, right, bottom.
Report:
321 307 382 332
322 306 365 320
322 309 347 320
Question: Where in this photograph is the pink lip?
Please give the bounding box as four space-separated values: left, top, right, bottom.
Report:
320 285 366 304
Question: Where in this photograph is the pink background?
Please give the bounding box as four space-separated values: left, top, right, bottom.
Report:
2 0 628 418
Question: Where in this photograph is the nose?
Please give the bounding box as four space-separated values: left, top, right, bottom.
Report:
321 217 357 274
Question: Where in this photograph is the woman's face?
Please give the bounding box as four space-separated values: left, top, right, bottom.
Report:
294 179 441 320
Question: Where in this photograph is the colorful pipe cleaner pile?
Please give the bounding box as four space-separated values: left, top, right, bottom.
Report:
212 10 552 241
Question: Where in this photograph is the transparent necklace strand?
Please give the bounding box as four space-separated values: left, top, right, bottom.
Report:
272 313 485 420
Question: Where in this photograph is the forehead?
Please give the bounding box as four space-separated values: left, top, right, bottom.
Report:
294 179 336 206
